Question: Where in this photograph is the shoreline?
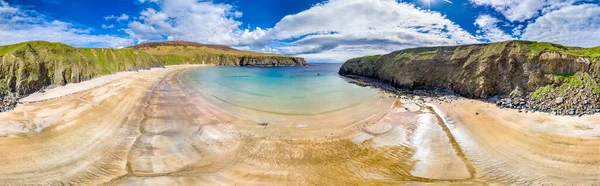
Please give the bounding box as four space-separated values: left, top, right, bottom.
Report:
0 65 599 185
20 65 207 103
341 74 600 117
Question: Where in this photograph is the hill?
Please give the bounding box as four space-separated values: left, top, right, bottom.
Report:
130 41 307 66
339 40 600 115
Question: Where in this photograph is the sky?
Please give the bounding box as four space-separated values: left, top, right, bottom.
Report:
1 0 599 62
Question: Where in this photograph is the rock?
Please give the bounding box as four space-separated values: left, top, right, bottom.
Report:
555 97 565 104
488 95 501 103
510 87 525 98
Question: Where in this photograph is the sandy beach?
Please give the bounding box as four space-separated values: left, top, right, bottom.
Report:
0 65 599 185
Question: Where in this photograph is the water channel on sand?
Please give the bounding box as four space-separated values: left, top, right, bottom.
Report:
0 65 599 185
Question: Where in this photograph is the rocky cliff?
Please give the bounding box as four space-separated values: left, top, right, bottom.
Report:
340 40 600 115
130 40 307 66
0 41 163 111
0 40 306 111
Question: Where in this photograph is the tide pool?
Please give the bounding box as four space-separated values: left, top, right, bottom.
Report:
183 64 381 115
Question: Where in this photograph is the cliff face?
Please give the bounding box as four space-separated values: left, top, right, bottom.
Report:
150 54 307 66
130 41 308 66
0 41 162 96
340 41 600 98
340 40 600 115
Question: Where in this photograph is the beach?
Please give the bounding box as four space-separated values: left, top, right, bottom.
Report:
0 65 599 185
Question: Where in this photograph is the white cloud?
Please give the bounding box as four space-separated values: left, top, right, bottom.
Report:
0 0 133 48
125 0 267 46
268 0 478 61
124 0 480 61
104 14 129 21
138 0 160 3
512 25 524 36
521 4 600 47
0 0 17 14
474 14 514 42
101 24 115 29
468 0 576 22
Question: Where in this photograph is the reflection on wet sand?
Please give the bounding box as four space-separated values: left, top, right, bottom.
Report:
0 66 599 185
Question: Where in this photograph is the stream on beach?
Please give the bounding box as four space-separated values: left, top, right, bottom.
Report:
0 64 599 185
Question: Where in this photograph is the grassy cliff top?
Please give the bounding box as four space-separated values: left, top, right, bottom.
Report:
0 40 286 58
363 40 600 62
0 41 74 56
129 40 283 57
130 40 237 51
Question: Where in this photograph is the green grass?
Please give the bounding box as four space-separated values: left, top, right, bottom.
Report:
450 46 474 60
0 43 26 55
532 72 600 99
364 55 381 62
554 73 583 86
483 41 508 55
532 85 553 99
393 50 438 61
526 41 600 59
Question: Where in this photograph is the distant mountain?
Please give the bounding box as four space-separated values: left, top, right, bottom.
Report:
340 40 600 115
0 40 306 111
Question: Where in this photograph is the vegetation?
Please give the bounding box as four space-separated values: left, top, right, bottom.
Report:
393 49 438 61
0 40 305 97
450 45 475 60
364 55 381 62
532 72 600 99
131 41 305 66
341 40 600 96
525 41 600 59
532 85 553 99
0 79 9 94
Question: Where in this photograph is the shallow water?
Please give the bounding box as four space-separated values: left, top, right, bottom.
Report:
183 64 380 115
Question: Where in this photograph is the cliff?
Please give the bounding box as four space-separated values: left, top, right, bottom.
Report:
0 40 306 111
340 40 600 115
0 41 162 96
130 40 307 66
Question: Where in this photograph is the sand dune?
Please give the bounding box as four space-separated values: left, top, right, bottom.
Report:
0 66 599 185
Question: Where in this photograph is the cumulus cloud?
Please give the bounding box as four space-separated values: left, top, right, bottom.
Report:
0 0 17 14
468 0 576 22
123 0 481 61
101 24 115 29
0 0 133 47
268 0 478 61
125 0 268 46
474 14 514 42
104 14 129 21
521 4 600 47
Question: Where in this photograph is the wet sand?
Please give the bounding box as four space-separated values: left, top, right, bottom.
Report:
0 66 599 185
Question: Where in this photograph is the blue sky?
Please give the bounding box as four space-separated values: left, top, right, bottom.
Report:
1 0 599 62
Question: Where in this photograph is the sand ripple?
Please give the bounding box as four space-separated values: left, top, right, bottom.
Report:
0 66 598 185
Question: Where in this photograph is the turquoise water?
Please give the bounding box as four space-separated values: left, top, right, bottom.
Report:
184 64 381 115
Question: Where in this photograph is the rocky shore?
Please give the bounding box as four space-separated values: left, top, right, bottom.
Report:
344 74 600 116
344 74 461 102
495 93 600 116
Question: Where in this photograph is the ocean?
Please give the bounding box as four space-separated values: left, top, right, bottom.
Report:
182 63 381 115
